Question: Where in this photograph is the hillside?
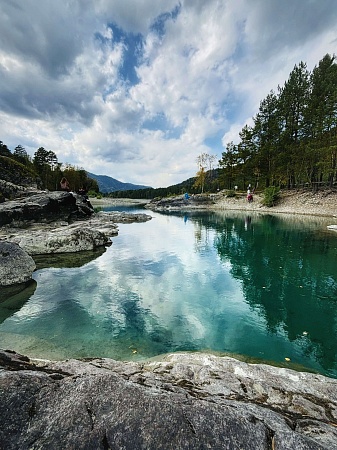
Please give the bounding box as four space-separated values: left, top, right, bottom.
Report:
0 156 40 188
87 172 151 193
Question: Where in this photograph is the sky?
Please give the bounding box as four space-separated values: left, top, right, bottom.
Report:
1 1 337 188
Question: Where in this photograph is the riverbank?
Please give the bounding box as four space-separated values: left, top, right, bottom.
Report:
131 188 337 218
2 190 337 448
214 189 337 218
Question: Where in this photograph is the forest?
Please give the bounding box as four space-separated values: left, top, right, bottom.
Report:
0 144 98 194
219 53 337 192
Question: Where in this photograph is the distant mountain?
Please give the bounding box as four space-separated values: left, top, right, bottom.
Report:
87 172 151 193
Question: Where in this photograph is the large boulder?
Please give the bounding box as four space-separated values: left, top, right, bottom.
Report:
0 350 336 449
2 211 150 256
0 191 93 227
0 241 36 286
11 224 112 255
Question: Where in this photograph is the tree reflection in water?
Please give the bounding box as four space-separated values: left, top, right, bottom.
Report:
206 212 337 376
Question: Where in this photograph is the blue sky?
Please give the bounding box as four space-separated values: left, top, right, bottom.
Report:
1 1 337 188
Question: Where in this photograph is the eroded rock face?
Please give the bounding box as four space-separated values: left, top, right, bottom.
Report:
0 350 336 449
3 211 151 255
10 225 112 255
0 191 93 227
0 242 36 286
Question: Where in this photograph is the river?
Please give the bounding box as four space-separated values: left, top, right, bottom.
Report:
1 207 337 378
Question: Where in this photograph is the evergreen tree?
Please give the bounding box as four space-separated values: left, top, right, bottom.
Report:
0 141 12 158
278 62 310 187
237 125 257 189
33 147 59 189
305 54 337 187
252 91 281 187
13 145 29 165
219 142 239 189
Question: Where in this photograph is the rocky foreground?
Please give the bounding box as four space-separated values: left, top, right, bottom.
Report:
1 349 337 449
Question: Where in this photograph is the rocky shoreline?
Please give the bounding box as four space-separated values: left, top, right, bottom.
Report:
144 188 337 218
1 349 337 449
0 191 151 286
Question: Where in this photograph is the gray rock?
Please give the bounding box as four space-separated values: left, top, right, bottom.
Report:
0 191 93 227
2 211 152 255
0 179 28 200
96 210 153 224
10 225 111 254
0 349 336 449
0 241 36 286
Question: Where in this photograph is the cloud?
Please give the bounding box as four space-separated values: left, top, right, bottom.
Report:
0 0 336 187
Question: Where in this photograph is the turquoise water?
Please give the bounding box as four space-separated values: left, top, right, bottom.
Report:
1 208 337 378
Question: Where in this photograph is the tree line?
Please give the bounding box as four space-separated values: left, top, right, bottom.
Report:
0 142 98 193
219 53 337 191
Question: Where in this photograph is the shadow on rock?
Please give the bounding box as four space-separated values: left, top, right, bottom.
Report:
33 246 107 270
0 280 37 324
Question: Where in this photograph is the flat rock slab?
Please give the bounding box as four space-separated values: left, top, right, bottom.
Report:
2 211 150 255
1 350 337 449
146 194 214 211
10 225 112 254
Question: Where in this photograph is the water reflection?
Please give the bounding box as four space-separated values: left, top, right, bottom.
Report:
196 211 337 376
1 209 337 378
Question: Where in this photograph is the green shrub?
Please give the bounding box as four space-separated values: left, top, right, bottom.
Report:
226 190 236 198
262 186 280 207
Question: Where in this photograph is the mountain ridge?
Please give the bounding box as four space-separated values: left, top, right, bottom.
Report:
87 172 151 193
